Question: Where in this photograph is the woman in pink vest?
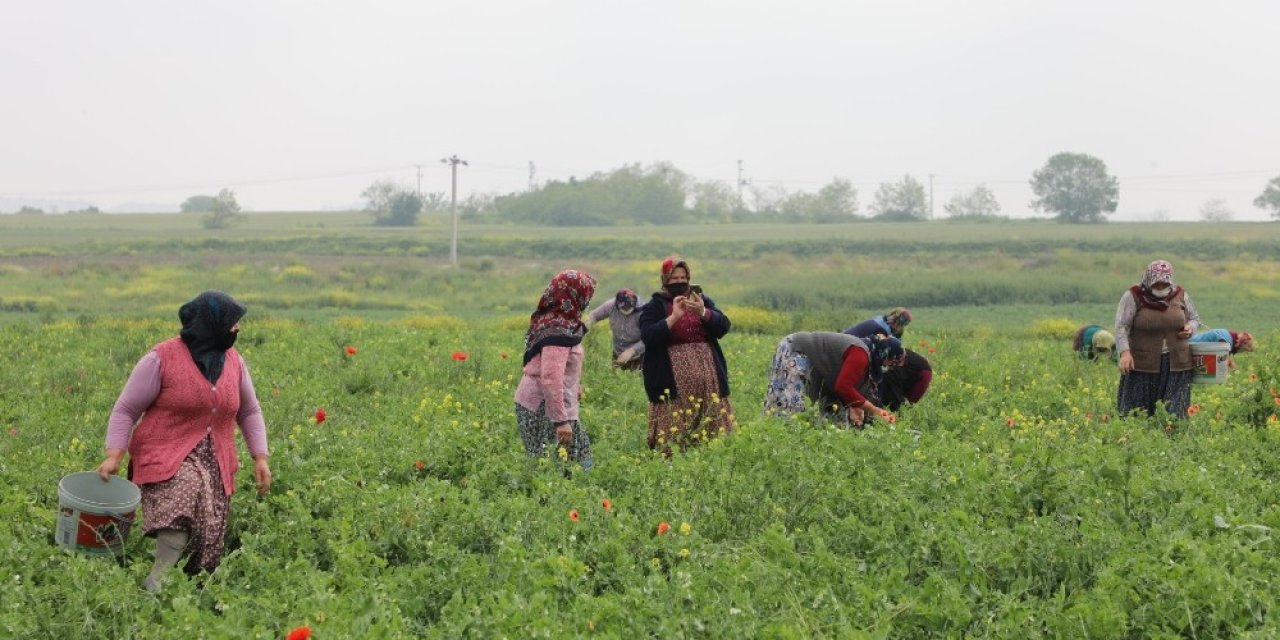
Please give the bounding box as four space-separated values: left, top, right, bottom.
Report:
1114 260 1200 418
96 291 271 592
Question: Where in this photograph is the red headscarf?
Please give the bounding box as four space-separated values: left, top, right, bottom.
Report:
523 269 596 364
659 256 690 296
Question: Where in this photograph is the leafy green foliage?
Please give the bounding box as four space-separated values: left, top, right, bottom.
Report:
1030 152 1119 224
1254 175 1280 220
202 189 242 230
363 180 425 227
181 194 218 213
2 314 1279 638
944 184 1004 221
870 174 929 221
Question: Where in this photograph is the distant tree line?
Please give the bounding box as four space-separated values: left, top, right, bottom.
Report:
159 155 1280 228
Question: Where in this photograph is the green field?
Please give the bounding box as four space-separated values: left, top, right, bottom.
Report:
1 214 1278 638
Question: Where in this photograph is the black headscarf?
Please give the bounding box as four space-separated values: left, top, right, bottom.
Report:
178 291 246 384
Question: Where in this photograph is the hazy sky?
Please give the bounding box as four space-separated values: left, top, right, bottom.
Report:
3 1 1278 220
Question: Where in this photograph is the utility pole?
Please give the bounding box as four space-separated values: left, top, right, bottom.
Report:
441 154 468 266
415 164 423 197
737 160 744 204
528 161 536 191
928 173 935 219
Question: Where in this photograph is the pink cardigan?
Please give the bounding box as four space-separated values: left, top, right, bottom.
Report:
514 344 583 423
108 337 268 496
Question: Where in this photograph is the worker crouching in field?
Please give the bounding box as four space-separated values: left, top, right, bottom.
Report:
843 307 912 340
585 288 644 370
1190 328 1255 370
869 348 933 412
764 331 904 427
1073 324 1118 362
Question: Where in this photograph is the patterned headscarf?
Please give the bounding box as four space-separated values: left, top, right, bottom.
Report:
1131 260 1182 311
883 307 912 338
867 334 906 384
523 269 596 364
615 288 639 313
660 256 690 286
1140 260 1176 290
178 290 246 384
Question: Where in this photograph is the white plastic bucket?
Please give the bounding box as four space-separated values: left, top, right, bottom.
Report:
1189 341 1230 385
55 472 141 556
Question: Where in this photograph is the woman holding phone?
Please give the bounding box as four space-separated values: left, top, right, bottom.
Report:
638 256 736 455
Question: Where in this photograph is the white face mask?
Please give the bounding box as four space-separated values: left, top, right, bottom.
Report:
1150 286 1171 298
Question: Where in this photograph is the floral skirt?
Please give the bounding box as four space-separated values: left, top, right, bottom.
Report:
515 402 593 471
139 436 230 573
1117 352 1193 419
763 336 853 425
647 342 736 454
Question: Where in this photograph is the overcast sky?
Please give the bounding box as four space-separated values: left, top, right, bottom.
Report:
3 1 1278 220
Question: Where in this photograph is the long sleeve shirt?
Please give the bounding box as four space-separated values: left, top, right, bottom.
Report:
587 299 645 357
105 351 269 457
832 346 872 407
514 344 583 423
1114 290 1200 353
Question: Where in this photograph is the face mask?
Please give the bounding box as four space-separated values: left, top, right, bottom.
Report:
618 305 634 315
881 365 892 374
1150 286 1170 298
217 330 239 350
666 283 689 296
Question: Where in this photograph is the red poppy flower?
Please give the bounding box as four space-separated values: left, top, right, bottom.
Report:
569 509 580 522
314 408 327 424
345 345 357 356
287 626 312 640
1006 418 1015 428
601 498 613 511
7 428 15 436
656 521 670 536
927 347 936 354
500 353 510 359
1188 405 1200 415
452 351 469 361
919 340 928 347
414 460 425 470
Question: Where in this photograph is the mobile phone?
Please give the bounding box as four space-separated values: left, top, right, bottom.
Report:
689 284 703 296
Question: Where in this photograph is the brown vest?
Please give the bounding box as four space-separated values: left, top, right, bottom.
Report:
1128 289 1192 373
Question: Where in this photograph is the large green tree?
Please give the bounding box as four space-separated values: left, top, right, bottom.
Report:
870 175 928 221
1029 152 1119 223
1254 176 1280 220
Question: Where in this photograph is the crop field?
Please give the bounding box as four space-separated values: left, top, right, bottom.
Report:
1 214 1278 638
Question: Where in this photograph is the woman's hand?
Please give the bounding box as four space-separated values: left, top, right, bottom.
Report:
1178 324 1193 339
253 455 272 496
555 423 574 447
96 449 126 482
681 294 706 318
847 405 866 425
1118 350 1134 374
666 297 687 325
